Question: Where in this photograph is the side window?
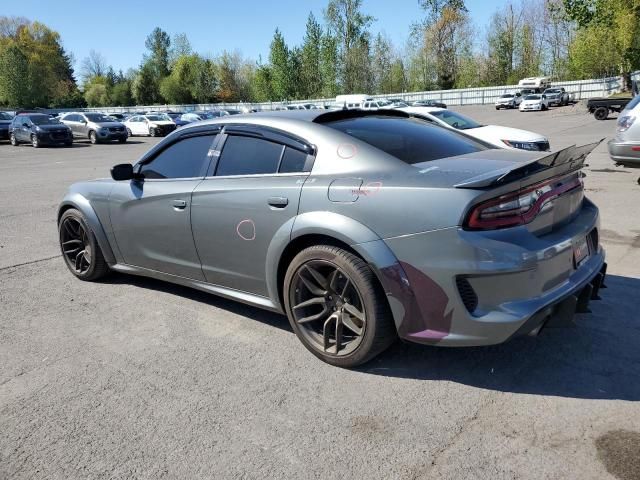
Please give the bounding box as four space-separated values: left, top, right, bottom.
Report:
140 134 216 180
279 147 309 173
215 135 284 176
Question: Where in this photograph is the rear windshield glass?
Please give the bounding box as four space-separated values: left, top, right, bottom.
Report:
623 95 640 112
324 116 487 164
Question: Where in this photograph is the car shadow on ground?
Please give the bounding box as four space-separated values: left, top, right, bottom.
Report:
106 272 640 401
363 274 640 401
105 273 292 333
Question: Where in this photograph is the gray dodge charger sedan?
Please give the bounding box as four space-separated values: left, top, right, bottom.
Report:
57 110 606 367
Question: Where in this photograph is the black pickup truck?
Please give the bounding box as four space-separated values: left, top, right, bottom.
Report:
587 97 633 120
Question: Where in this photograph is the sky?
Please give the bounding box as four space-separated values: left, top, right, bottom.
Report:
2 0 503 75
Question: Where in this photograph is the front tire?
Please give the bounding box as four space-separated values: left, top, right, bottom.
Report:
594 107 609 120
31 134 40 148
283 245 396 367
89 131 98 144
126 128 133 137
149 127 157 137
58 209 110 281
10 133 18 146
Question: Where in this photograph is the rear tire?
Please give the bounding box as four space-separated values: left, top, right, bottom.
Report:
283 245 396 368
149 127 157 137
58 209 110 281
594 107 609 120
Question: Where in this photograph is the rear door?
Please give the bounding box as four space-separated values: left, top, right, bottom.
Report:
191 126 314 296
109 130 219 279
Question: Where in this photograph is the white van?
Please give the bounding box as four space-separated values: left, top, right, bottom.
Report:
335 94 372 109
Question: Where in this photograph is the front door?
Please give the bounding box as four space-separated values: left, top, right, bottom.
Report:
191 130 313 296
109 132 218 279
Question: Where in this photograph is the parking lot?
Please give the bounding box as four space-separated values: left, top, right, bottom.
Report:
1 105 639 479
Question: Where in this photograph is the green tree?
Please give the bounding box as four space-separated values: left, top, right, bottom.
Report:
84 76 110 106
269 29 294 100
132 61 161 105
192 57 218 103
0 43 28 106
414 0 469 89
251 61 273 102
110 80 133 106
145 27 171 77
299 13 323 98
325 0 375 93
371 33 393 93
319 32 340 97
168 33 192 67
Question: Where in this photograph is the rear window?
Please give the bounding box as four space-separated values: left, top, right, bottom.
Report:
623 95 640 112
324 116 487 164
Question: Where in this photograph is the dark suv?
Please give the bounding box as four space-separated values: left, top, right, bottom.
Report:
0 111 14 141
10 113 73 148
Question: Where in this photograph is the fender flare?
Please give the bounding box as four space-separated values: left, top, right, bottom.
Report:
57 193 116 265
264 211 408 330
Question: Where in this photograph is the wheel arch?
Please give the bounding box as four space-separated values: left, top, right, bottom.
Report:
57 194 116 265
266 212 406 332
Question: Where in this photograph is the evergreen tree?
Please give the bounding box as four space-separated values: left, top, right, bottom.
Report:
269 29 293 100
300 13 323 98
0 44 28 106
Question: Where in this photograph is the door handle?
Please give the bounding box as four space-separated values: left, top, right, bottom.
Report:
172 199 187 209
268 196 288 208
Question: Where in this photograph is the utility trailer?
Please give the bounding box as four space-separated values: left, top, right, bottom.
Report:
587 97 633 120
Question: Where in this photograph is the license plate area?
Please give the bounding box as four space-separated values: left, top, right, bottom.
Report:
573 236 590 268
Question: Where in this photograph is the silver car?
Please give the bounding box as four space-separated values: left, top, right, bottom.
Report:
608 95 640 168
57 110 606 367
60 112 128 144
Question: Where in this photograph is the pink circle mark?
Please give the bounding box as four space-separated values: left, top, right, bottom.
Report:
337 143 358 159
362 181 382 196
236 219 256 241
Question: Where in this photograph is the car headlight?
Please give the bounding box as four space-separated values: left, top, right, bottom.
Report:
617 115 635 132
501 139 542 151
150 123 158 128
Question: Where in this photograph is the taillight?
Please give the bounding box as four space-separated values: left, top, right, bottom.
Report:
617 115 635 132
464 176 583 230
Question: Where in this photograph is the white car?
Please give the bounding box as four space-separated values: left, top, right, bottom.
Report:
362 99 397 110
519 94 549 112
401 106 550 151
123 114 177 137
495 93 523 109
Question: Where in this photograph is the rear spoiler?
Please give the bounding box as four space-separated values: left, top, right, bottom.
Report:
454 140 603 189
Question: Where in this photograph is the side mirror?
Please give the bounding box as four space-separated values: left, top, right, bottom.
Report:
111 163 135 181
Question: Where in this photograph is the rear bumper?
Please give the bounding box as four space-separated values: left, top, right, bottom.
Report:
608 139 640 166
378 200 604 346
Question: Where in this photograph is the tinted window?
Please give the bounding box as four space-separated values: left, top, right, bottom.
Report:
325 116 487 165
85 113 112 122
0 112 12 120
140 135 215 179
216 135 284 176
428 110 482 130
30 115 59 125
623 95 640 112
279 147 308 173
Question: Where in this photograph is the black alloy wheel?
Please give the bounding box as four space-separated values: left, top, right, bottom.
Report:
284 245 395 367
58 209 110 281
290 259 367 356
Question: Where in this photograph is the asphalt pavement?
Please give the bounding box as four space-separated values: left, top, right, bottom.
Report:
1 105 639 479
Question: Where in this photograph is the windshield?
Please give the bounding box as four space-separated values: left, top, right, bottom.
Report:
324 116 487 164
429 110 482 130
85 113 114 123
545 89 560 94
525 95 541 100
146 115 167 121
0 112 12 120
30 115 60 125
